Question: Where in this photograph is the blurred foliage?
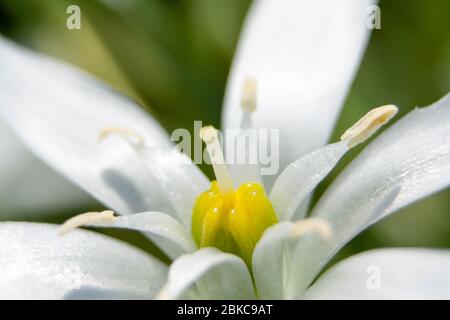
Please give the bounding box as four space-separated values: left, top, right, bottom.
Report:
0 0 448 264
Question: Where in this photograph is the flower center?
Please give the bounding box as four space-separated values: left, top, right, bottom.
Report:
192 126 277 267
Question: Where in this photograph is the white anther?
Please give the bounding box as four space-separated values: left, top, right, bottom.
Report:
241 77 257 113
155 285 170 300
341 105 398 148
290 218 332 240
98 127 145 147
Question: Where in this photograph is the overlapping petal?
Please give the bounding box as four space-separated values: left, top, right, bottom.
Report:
0 37 213 257
270 142 348 220
222 0 375 187
86 212 197 257
252 222 293 299
0 222 167 299
312 93 450 223
282 93 450 296
0 36 173 215
254 93 450 298
139 147 209 228
254 182 399 299
0 36 210 229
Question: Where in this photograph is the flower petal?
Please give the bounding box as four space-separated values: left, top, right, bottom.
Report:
227 129 264 187
86 212 197 256
0 222 167 299
222 0 375 187
270 142 348 221
0 36 174 215
0 120 93 217
139 147 209 228
313 93 450 223
160 248 255 299
0 36 210 232
267 93 450 298
301 248 450 299
300 93 450 288
253 187 397 299
252 221 293 299
0 37 209 257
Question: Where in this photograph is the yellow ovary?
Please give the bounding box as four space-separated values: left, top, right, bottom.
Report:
192 181 277 267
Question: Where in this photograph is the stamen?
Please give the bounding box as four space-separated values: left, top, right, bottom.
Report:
200 126 234 194
341 105 398 148
240 78 257 130
290 218 332 240
98 127 145 147
59 210 116 235
241 77 257 113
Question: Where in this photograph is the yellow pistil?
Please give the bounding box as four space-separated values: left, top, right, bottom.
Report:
192 181 277 268
193 126 277 267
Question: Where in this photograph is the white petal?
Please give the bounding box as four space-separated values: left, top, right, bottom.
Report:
0 36 175 216
302 248 450 299
226 88 264 186
264 93 450 298
313 93 450 222
227 129 264 187
139 148 209 228
0 222 167 299
87 212 197 256
252 222 293 299
0 36 210 235
270 142 348 221
0 120 93 217
0 38 207 258
291 93 450 292
253 187 397 299
222 0 375 187
161 248 255 300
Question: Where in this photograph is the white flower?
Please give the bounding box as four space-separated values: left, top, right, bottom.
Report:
1 0 450 299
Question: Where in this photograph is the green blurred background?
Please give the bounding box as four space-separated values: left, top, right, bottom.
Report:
0 0 449 265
